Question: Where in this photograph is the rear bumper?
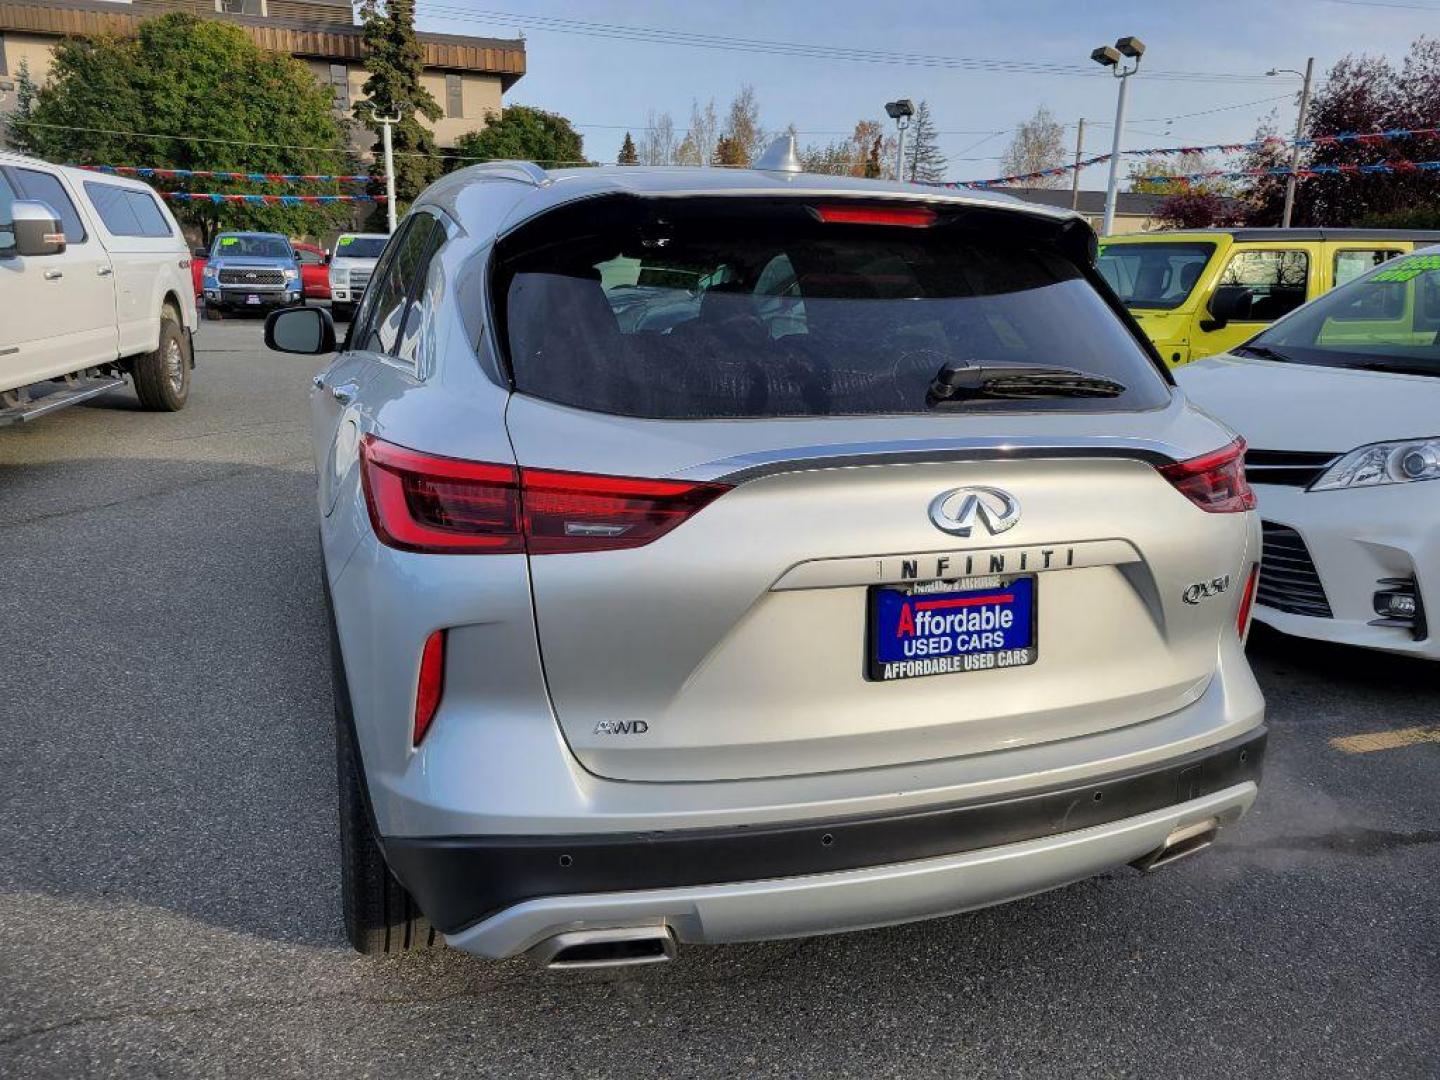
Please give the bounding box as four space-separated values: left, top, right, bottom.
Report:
387 727 1266 946
442 778 1259 959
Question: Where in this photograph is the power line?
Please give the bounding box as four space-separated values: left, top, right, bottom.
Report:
416 5 1279 84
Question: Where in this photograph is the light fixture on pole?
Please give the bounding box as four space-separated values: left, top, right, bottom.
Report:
1090 35 1144 238
1267 59 1315 229
885 99 915 181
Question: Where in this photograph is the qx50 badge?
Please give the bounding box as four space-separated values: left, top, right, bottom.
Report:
1183 575 1232 605
928 486 1021 538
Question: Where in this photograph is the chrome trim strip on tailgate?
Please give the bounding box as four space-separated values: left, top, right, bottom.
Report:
771 538 1142 591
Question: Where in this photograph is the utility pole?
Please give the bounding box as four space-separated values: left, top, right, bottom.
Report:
1281 57 1315 228
1071 118 1086 211
375 111 400 234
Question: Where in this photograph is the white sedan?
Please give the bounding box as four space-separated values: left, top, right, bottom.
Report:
1177 249 1440 659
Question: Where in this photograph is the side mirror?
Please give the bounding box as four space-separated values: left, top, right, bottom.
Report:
193 247 209 259
9 200 66 257
1201 286 1250 331
264 306 337 355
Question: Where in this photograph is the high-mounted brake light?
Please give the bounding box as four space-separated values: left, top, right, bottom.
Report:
813 204 937 228
1157 438 1256 513
413 629 446 746
1237 563 1260 638
359 435 731 555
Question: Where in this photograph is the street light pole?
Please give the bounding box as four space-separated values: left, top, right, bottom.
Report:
885 99 915 182
374 111 400 234
1090 38 1144 238
1279 58 1315 228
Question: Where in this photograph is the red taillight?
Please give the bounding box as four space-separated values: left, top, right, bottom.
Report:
361 436 522 553
522 468 730 554
813 204 937 228
413 629 446 745
359 435 730 555
1157 438 1256 513
1237 563 1260 638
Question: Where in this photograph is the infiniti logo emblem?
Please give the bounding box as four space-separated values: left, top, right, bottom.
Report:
928 486 1021 537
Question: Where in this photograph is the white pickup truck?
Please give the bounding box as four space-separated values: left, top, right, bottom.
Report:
1 152 198 424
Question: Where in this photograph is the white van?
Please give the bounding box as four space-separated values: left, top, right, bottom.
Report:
0 152 199 423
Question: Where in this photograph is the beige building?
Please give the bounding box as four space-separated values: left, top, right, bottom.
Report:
0 0 526 152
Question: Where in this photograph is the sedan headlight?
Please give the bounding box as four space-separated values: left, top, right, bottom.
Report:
283 267 300 282
1311 438 1440 491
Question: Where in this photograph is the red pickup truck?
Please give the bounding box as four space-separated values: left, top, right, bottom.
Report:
192 239 331 302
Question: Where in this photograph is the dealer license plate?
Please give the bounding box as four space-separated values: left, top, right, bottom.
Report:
867 575 1037 682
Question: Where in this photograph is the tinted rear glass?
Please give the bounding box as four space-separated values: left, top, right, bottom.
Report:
1097 241 1215 310
496 199 1168 419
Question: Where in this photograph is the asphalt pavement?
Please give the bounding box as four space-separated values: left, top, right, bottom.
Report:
1 319 1437 1079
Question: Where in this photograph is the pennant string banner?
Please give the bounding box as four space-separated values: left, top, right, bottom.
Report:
945 125 1440 189
1128 158 1440 185
82 165 371 184
162 192 387 204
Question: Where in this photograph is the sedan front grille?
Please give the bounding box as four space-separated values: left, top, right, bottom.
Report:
1244 449 1340 488
218 268 286 286
1258 522 1333 618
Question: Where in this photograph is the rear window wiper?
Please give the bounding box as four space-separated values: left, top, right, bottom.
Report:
927 363 1127 405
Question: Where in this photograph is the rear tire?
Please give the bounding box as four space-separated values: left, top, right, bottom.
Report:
204 305 223 321
330 594 439 955
132 315 191 411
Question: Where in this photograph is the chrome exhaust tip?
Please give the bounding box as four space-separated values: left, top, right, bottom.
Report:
1130 818 1219 873
531 927 677 971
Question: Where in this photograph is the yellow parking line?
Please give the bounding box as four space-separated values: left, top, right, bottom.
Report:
1330 726 1440 754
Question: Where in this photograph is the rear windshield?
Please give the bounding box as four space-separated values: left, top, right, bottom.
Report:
214 235 291 259
336 235 389 258
495 199 1169 419
1097 241 1215 310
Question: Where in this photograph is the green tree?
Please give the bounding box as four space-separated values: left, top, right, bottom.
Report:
4 58 38 146
864 135 883 179
355 0 442 221
712 134 745 167
723 85 764 166
618 131 638 165
450 105 585 169
15 13 350 244
904 100 947 182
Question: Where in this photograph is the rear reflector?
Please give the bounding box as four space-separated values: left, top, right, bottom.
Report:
413 629 446 746
1157 438 1256 513
360 435 730 555
1237 563 1260 637
813 204 937 228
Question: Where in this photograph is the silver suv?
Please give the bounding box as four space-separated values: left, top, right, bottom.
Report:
266 148 1266 968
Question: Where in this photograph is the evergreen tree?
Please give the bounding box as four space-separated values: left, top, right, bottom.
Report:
618 131 638 165
904 101 947 183
712 134 745 167
355 0 443 223
5 58 38 149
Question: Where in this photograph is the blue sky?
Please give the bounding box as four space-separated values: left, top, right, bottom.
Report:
418 0 1435 186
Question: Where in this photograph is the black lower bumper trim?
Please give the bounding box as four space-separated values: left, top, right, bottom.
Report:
383 727 1267 934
